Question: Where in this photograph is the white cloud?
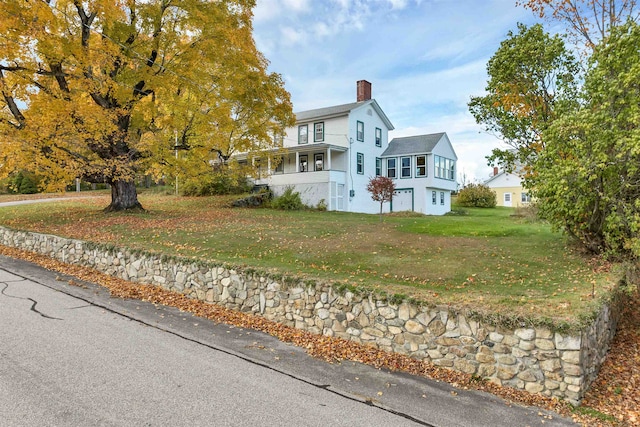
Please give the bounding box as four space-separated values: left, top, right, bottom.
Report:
280 26 307 46
253 0 281 22
312 22 330 37
387 0 409 10
282 0 310 12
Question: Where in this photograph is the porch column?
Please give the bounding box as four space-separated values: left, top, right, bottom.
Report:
327 148 332 170
296 152 300 172
267 157 272 175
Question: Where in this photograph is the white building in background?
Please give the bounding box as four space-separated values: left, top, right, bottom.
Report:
381 133 458 215
251 80 458 215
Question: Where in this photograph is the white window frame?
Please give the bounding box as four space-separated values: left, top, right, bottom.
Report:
314 153 324 171
440 191 445 205
434 155 455 180
416 155 427 177
432 191 437 205
274 156 284 174
387 158 396 179
357 121 364 142
400 156 411 178
314 122 324 142
298 125 308 144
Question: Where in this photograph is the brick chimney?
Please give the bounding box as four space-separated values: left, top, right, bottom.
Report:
357 80 372 102
493 166 499 176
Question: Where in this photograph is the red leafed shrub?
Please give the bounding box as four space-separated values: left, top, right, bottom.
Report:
367 176 396 217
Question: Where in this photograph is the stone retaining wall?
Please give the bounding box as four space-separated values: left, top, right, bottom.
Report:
0 227 624 405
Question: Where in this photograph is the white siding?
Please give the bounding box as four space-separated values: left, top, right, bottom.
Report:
485 172 523 189
345 104 391 214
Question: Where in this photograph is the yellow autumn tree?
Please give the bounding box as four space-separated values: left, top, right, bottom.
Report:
0 0 293 210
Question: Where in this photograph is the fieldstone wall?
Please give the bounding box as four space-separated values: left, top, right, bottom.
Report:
0 227 624 405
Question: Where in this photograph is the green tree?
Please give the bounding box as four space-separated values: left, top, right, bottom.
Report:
532 21 640 259
0 0 293 211
468 23 579 173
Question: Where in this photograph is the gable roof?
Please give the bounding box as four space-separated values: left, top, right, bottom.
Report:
381 132 447 157
484 170 524 187
484 169 525 186
484 171 508 185
295 99 394 130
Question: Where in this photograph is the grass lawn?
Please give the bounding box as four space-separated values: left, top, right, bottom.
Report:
0 191 619 328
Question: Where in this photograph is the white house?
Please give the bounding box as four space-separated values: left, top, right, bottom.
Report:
252 80 458 215
381 133 458 215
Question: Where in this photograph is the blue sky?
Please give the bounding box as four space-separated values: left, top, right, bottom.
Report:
252 0 539 182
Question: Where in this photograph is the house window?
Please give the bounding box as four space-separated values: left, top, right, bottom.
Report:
434 155 455 180
314 122 324 142
254 158 264 178
298 125 308 144
314 153 324 171
387 158 396 179
356 152 364 175
299 154 308 172
521 193 531 203
273 131 284 146
401 156 411 178
375 128 382 147
504 193 511 203
432 191 437 205
416 155 426 177
440 192 445 205
357 121 364 142
274 156 284 174
375 157 382 176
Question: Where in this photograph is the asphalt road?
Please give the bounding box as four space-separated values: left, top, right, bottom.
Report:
0 255 578 427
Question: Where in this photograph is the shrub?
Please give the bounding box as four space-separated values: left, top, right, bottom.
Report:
317 199 327 211
457 183 497 208
271 187 304 210
10 171 39 194
231 191 272 208
181 172 252 196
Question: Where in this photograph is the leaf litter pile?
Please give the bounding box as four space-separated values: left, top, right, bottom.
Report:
1 245 638 426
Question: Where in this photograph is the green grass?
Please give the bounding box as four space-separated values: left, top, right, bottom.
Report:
571 406 618 423
0 192 619 327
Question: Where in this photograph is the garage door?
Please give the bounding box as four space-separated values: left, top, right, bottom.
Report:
392 188 413 212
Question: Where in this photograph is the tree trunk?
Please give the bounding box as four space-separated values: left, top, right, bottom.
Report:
104 179 144 212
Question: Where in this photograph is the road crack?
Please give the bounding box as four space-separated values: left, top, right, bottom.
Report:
0 282 62 320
